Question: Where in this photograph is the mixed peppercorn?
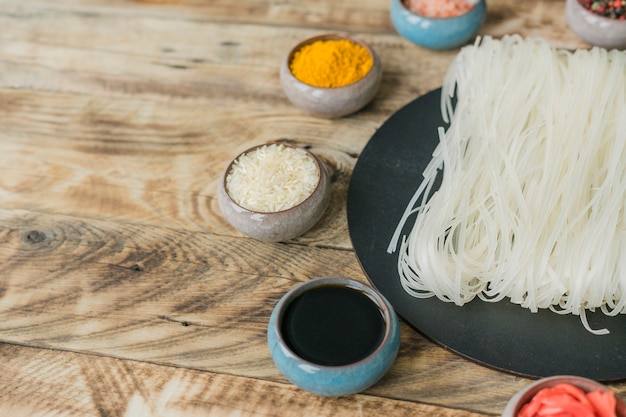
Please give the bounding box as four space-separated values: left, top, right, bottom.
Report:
578 0 626 19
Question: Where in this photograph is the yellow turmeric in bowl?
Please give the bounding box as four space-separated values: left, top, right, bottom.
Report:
289 39 374 88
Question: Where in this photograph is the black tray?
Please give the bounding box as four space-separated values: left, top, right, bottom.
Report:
347 88 626 380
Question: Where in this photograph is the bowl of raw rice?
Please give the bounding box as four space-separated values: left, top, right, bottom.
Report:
217 142 331 242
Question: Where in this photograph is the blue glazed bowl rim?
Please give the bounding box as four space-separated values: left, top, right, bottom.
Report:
394 0 484 21
271 276 396 369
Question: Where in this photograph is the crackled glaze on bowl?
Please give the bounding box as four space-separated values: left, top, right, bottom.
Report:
217 143 331 242
280 34 382 118
502 375 626 417
390 0 486 50
566 0 626 49
267 277 401 397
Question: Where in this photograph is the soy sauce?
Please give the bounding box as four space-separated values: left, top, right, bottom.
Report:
281 284 386 366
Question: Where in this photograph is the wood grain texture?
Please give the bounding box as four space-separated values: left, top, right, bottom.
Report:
0 207 564 414
0 0 623 416
0 343 491 417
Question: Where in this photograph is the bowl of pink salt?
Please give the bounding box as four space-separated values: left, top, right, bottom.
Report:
217 142 331 242
279 33 382 118
390 0 486 49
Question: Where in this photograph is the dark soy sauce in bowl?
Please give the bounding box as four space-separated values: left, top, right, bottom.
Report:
281 284 386 366
268 277 401 396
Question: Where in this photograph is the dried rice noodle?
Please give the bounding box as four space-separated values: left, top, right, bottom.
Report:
388 35 626 335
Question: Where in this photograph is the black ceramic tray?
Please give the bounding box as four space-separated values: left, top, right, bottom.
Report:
347 88 626 380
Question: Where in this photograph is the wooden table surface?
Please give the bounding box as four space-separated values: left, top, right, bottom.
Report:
1 0 625 415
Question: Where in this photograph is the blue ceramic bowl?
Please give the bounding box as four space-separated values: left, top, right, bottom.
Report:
267 277 401 396
390 0 487 50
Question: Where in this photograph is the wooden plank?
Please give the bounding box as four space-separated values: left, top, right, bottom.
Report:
0 208 361 376
0 0 395 33
0 0 588 119
0 0 592 49
0 1 619 416
0 122 357 248
0 6 419 250
0 9 441 110
0 342 492 417
0 208 499 412
1 208 624 414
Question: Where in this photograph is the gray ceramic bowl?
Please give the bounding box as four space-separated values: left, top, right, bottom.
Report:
390 0 486 50
267 277 401 396
566 0 626 49
217 143 331 242
502 375 626 417
279 34 382 118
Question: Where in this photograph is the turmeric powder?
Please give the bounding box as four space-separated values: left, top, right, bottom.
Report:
289 39 373 88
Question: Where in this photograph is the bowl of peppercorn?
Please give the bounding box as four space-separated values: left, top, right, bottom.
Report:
279 33 382 118
566 0 626 49
390 0 487 50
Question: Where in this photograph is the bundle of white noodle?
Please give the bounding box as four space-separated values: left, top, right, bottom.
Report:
388 35 626 335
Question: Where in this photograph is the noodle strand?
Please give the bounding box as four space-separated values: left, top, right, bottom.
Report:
389 35 626 335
